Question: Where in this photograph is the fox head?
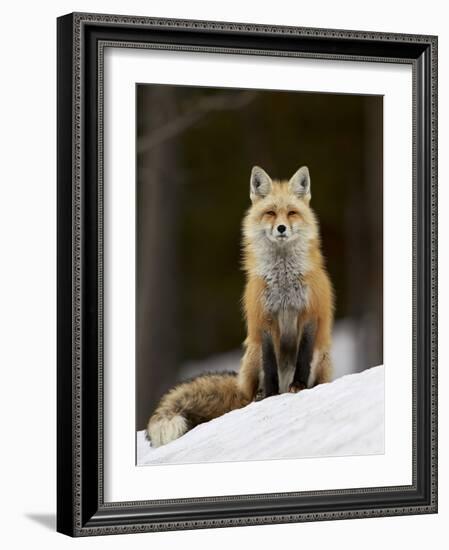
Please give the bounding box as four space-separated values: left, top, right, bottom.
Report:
244 165 319 247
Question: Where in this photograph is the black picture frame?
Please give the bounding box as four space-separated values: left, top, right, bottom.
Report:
57 12 438 537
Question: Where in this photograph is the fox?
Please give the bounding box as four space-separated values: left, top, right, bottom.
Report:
237 165 334 401
146 165 334 447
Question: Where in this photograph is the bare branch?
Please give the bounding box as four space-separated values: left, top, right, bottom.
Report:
137 91 258 154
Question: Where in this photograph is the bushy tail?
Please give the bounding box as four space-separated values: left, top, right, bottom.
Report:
147 371 250 447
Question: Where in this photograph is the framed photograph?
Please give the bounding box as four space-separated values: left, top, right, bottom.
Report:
57 12 438 536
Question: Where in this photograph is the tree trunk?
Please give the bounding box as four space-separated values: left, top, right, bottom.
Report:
136 87 180 430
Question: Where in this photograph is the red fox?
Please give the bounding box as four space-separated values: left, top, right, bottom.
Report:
147 166 334 447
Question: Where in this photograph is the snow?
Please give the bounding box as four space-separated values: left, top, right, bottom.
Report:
137 365 384 465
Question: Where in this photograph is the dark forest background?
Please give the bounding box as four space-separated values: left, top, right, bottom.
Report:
136 84 383 430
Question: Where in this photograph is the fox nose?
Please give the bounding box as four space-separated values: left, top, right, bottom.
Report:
277 224 286 234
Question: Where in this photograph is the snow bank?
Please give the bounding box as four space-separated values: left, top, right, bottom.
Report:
137 365 384 466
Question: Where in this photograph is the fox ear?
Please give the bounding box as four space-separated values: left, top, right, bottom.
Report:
289 166 311 199
250 166 272 203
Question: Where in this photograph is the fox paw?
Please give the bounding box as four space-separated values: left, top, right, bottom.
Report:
288 382 306 393
255 389 265 401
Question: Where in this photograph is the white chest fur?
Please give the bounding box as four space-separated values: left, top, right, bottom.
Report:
253 240 311 393
256 241 309 315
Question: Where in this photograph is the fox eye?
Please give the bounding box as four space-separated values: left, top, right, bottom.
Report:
265 210 276 216
288 210 298 216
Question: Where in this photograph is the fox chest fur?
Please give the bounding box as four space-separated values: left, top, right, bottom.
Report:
255 242 311 392
256 242 309 318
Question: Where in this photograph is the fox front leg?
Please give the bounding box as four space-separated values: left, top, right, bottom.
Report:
289 322 315 393
262 331 279 397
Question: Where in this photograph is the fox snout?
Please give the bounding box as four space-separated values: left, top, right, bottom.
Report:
270 219 292 241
